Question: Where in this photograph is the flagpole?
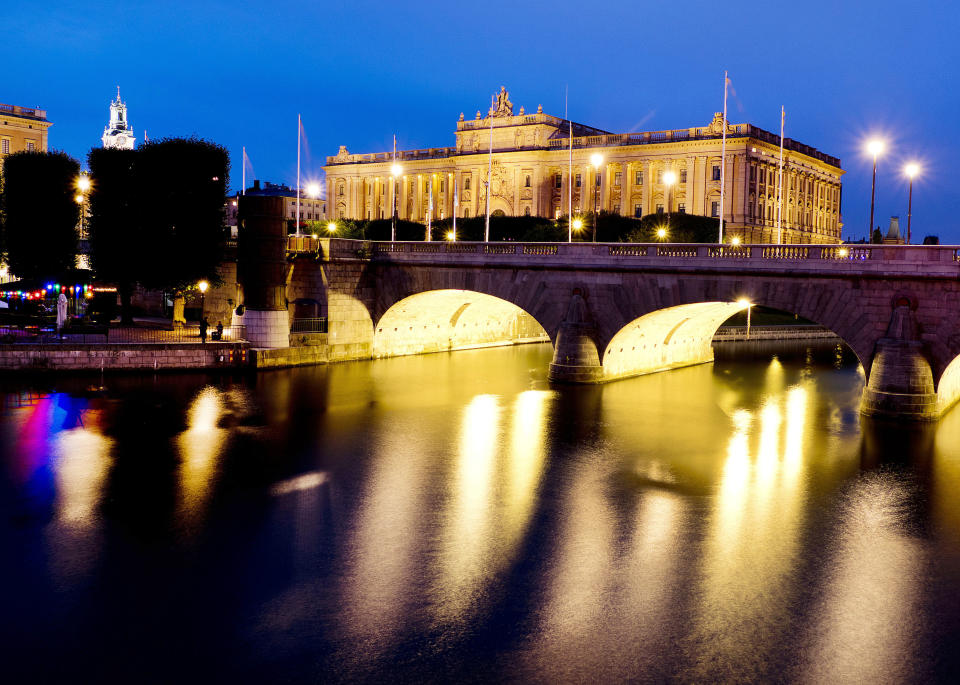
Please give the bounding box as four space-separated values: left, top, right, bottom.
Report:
485 106 493 242
242 146 246 195
719 71 728 244
391 134 397 242
296 113 301 235
452 177 458 241
777 105 785 244
426 178 432 241
567 85 573 242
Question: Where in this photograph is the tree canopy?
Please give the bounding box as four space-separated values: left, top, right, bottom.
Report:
133 137 229 292
87 147 140 321
1 150 81 281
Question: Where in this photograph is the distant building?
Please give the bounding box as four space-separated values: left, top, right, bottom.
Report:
101 88 136 149
0 102 51 160
242 180 326 232
325 88 844 244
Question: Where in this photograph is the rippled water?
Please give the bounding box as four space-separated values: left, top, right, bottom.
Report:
3 343 960 683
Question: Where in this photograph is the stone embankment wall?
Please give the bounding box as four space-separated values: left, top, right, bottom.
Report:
0 343 248 372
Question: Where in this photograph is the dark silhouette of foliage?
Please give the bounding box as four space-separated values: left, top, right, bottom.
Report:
1 150 80 281
134 137 229 293
922 235 939 245
87 147 140 322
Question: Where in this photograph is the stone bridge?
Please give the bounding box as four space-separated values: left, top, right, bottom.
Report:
266 236 960 421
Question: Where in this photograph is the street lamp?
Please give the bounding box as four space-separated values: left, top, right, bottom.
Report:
75 174 90 239
390 162 402 242
571 217 584 240
867 139 885 238
656 227 668 241
327 221 337 234
904 163 919 245
446 230 456 241
737 298 753 338
730 236 741 246
590 153 603 242
662 169 677 233
198 280 209 319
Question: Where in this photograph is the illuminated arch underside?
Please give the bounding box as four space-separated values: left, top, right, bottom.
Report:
937 354 960 416
602 302 744 381
373 289 548 359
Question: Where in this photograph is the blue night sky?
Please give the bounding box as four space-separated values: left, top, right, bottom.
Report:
4 0 958 241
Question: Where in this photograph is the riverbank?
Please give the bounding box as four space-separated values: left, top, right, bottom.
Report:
0 342 248 372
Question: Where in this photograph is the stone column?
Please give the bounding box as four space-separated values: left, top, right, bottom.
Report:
861 301 938 420
237 195 290 348
548 290 602 383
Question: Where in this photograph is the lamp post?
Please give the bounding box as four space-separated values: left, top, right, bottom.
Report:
738 298 753 338
904 163 919 245
662 169 677 234
390 162 402 242
867 139 885 238
590 153 603 242
571 217 583 241
75 174 91 239
198 280 209 319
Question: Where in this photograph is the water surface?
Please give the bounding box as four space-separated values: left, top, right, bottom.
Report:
3 343 960 683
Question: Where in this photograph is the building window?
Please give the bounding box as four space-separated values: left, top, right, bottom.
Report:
555 206 561 218
635 170 643 185
614 171 622 186
338 185 344 196
711 201 720 217
575 173 582 188
0 139 8 154
440 179 445 192
525 174 531 188
678 203 686 214
750 165 756 182
464 177 471 190
26 141 35 152
656 204 664 214
634 204 642 218
680 169 687 184
524 206 531 216
595 174 601 187
712 165 721 181
555 173 562 188
656 169 663 184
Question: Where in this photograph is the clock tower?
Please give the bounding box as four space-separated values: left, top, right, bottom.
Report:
101 87 136 150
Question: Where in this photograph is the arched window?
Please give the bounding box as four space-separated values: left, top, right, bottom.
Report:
525 175 531 188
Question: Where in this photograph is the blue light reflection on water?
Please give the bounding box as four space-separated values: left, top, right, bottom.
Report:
1 343 960 682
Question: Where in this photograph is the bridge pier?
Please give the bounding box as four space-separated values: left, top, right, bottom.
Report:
861 301 938 421
548 291 602 383
237 195 290 348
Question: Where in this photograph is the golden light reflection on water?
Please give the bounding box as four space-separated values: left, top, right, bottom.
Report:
799 476 925 683
176 386 227 526
503 391 552 549
686 360 813 679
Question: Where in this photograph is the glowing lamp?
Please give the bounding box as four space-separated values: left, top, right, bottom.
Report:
306 182 321 198
198 280 209 294
590 153 603 169
390 162 402 177
572 218 584 231
76 175 91 192
867 139 885 157
75 194 84 204
446 230 456 241
662 170 677 186
737 298 752 308
904 163 920 179
731 236 741 246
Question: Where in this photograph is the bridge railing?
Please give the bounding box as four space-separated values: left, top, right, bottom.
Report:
289 237 960 270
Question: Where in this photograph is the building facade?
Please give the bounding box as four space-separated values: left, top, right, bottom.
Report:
0 102 51 160
102 89 136 150
242 180 326 232
324 89 844 243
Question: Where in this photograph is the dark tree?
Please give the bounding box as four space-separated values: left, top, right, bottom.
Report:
134 137 229 293
922 235 940 245
1 150 80 281
87 147 140 322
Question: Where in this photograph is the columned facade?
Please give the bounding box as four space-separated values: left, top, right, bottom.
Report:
324 89 844 243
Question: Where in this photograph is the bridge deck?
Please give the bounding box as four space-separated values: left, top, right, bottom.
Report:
289 237 960 279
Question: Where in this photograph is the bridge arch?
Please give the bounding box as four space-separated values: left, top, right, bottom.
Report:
373 289 550 359
597 300 868 384
937 355 960 416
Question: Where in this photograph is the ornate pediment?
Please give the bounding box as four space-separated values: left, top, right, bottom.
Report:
706 112 732 135
490 86 514 118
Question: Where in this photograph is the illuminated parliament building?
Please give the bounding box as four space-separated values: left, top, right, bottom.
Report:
324 88 844 244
